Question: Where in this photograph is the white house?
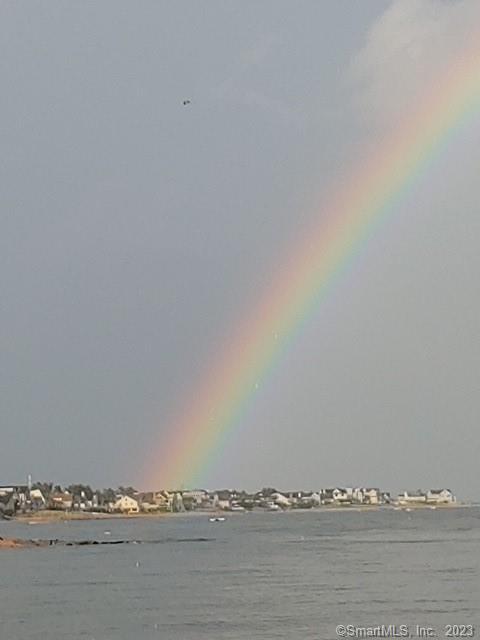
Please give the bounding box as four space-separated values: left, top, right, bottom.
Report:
310 492 321 507
363 488 381 505
271 492 292 508
29 488 46 507
181 489 207 505
113 495 140 514
398 490 427 504
50 491 73 510
351 488 365 504
426 489 455 504
135 491 172 512
332 488 351 504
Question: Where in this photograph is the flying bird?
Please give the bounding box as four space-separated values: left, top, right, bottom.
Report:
183 99 191 106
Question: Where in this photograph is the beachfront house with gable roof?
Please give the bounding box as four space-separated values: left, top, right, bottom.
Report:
113 494 140 514
426 489 455 504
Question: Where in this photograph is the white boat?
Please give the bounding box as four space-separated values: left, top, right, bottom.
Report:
209 516 225 522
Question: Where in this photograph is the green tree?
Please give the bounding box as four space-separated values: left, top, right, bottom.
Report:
117 486 137 498
260 487 277 497
67 484 93 501
101 488 116 503
32 482 53 499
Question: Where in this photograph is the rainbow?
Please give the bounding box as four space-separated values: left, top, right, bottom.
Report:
142 36 480 490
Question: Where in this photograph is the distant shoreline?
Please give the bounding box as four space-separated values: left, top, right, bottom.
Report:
8 502 471 524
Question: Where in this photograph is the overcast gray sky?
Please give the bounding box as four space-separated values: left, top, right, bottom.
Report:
1 1 479 498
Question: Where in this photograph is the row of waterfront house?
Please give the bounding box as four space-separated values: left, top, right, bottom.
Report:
0 483 456 517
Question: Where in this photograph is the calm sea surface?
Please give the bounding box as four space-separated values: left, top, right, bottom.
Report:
1 507 479 639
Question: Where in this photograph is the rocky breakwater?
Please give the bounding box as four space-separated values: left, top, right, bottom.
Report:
0 536 48 549
0 536 131 549
0 535 213 549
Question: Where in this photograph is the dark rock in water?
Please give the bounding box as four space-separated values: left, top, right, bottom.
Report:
1 536 216 549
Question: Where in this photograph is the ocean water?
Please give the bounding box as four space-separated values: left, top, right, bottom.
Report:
1 507 479 639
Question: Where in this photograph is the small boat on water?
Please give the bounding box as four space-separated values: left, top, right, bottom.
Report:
209 516 226 523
